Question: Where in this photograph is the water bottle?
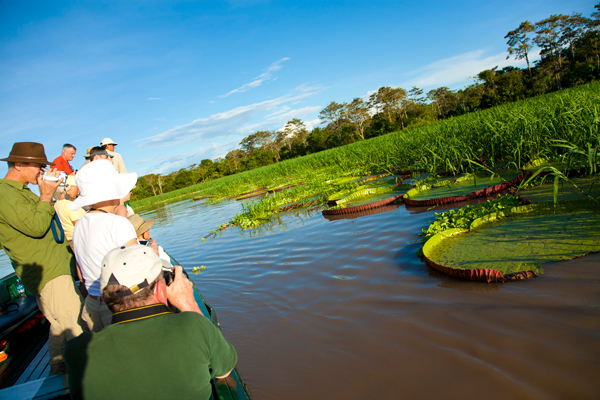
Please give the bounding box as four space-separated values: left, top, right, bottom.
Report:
16 279 26 298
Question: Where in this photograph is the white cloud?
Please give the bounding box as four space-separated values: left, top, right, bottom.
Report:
135 141 239 174
304 118 322 132
219 57 290 98
137 84 322 148
147 97 162 100
402 49 541 90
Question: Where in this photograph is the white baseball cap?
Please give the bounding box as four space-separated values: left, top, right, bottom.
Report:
69 159 137 210
100 137 118 146
100 244 171 294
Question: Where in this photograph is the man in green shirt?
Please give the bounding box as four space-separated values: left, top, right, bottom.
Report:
65 245 238 400
0 142 85 375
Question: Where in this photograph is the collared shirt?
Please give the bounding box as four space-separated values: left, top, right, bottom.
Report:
65 304 238 400
0 179 74 295
52 156 74 174
106 150 127 173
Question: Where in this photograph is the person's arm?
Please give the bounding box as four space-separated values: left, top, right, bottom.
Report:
166 266 204 315
215 370 232 379
0 176 59 237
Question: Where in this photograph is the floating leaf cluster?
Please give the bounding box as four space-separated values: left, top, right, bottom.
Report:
420 194 523 244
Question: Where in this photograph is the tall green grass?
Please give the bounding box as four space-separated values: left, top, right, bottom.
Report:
132 82 600 210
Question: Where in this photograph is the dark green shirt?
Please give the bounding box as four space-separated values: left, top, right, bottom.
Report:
65 303 238 400
0 179 73 295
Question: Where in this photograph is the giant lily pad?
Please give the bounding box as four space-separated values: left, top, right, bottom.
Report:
423 200 600 282
322 184 411 215
404 171 524 206
518 175 600 203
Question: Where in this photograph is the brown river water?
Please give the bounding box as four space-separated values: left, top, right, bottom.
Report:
1 196 598 399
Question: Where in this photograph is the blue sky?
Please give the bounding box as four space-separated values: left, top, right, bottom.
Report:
0 0 594 178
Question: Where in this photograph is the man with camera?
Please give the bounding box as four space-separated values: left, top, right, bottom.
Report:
65 245 238 399
0 142 85 375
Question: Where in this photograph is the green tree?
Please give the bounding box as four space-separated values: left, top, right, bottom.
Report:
505 21 536 91
535 14 568 89
343 98 370 140
319 101 346 131
368 86 407 124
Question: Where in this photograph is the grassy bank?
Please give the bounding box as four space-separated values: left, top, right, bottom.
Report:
131 82 599 210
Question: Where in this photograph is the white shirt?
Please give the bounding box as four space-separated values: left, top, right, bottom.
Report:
72 213 137 296
106 150 127 173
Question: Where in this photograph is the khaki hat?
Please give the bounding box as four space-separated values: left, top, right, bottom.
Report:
100 245 170 295
84 147 93 158
128 214 155 237
0 142 55 165
100 137 118 146
69 159 137 210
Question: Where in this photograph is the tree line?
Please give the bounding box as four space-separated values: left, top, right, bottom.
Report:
132 4 600 201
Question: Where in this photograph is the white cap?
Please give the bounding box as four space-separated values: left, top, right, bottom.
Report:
100 137 118 146
69 159 137 210
100 244 171 294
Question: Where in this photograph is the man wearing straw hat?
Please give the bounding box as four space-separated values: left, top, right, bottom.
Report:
0 142 85 375
71 159 141 332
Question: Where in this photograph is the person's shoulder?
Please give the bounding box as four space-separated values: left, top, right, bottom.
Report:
0 179 23 191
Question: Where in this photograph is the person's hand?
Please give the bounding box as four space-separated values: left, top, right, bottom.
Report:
38 168 62 203
148 239 160 257
166 266 203 315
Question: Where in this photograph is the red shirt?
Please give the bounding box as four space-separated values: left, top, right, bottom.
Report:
52 156 74 174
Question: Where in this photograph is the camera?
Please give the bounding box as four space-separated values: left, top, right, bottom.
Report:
41 168 68 183
164 270 175 286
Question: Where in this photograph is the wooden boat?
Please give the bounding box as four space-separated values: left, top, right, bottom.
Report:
0 251 252 399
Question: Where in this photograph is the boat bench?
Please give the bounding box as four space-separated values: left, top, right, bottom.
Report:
0 374 69 399
0 373 244 400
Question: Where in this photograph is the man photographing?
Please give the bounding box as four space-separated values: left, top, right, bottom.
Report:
65 245 237 399
0 142 85 375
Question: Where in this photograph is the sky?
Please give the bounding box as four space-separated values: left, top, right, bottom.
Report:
0 0 595 178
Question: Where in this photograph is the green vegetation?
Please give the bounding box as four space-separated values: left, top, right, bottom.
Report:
132 81 600 228
420 195 524 244
131 5 600 203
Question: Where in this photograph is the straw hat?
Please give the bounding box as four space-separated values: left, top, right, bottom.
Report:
84 146 93 159
69 159 137 210
0 142 55 165
100 137 118 146
127 214 155 237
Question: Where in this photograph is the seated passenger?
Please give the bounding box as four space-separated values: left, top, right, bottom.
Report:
71 160 138 332
65 245 237 400
127 213 172 267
